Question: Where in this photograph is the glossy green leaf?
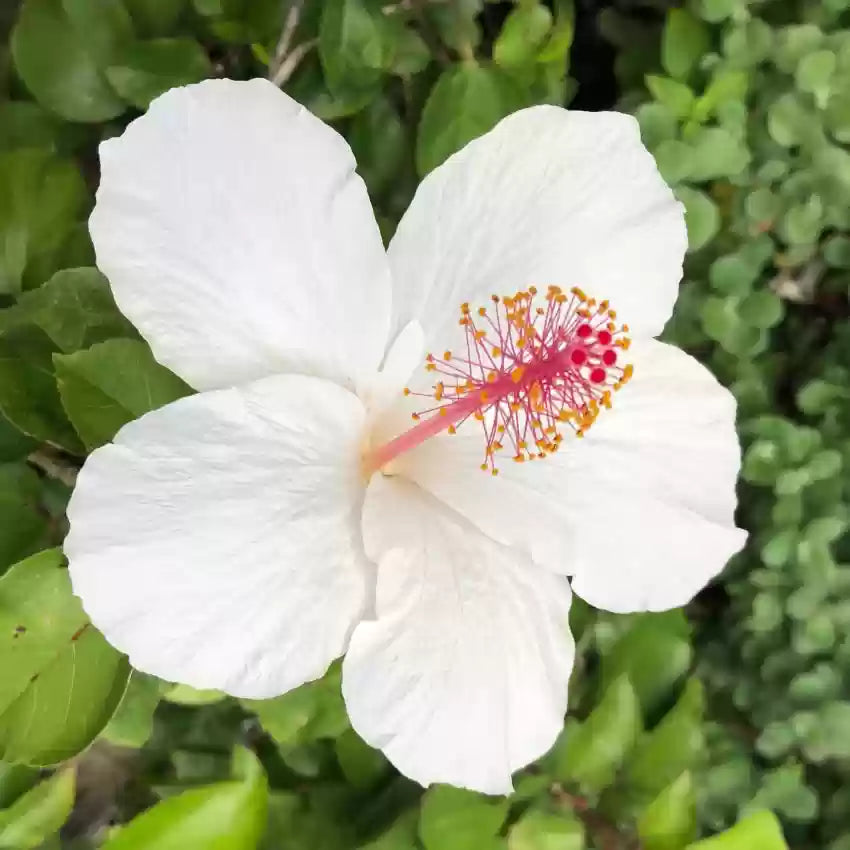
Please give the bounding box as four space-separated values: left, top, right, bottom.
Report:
124 0 188 36
0 327 82 453
0 550 129 765
0 149 87 295
0 764 40 810
0 101 67 152
334 729 388 791
419 785 508 850
102 672 163 748
416 63 521 176
0 464 48 572
676 186 720 252
508 810 584 850
662 9 709 80
16 267 135 353
349 95 406 196
685 811 788 849
12 0 132 122
600 615 692 716
637 772 697 850
0 768 75 850
319 0 390 95
493 2 553 71
687 126 750 181
162 684 225 706
625 680 705 799
554 675 642 793
646 75 695 119
101 747 268 850
106 38 211 109
54 338 191 450
244 665 347 747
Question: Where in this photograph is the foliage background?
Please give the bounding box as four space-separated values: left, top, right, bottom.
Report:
0 0 847 847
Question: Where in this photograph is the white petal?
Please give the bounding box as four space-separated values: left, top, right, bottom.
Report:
387 107 686 349
342 475 574 794
64 375 369 698
90 78 391 392
390 340 745 613
565 339 747 612
391 418 578 573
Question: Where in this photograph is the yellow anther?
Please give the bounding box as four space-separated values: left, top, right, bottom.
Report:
443 350 452 360
511 366 525 384
435 382 444 401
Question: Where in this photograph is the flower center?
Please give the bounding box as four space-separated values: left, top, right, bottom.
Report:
367 286 633 475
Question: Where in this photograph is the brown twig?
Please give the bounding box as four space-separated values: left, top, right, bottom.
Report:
550 784 641 850
269 0 307 86
28 447 79 488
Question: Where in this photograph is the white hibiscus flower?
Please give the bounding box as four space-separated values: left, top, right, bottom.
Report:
64 78 746 795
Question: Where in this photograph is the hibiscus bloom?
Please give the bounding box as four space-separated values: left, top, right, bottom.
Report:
65 78 746 794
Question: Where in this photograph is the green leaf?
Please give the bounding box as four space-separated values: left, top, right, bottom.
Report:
0 764 40 809
823 235 850 268
12 0 132 122
553 675 642 793
101 748 268 850
637 102 678 148
697 0 737 23
662 9 709 80
493 2 553 71
416 63 521 176
637 772 697 850
625 679 705 799
349 96 406 197
686 811 787 849
17 267 135 353
0 149 87 296
0 550 130 765
653 139 693 185
101 672 163 748
244 665 348 747
105 38 212 110
54 338 191 450
687 126 750 181
0 464 48 572
386 25 430 77
803 701 850 760
677 186 720 252
0 768 75 850
780 197 824 246
319 0 390 95
646 75 695 119
124 0 188 36
0 327 81 453
739 291 785 329
428 0 482 53
162 684 225 705
419 785 508 850
600 615 692 716
0 101 67 153
508 810 585 850
796 49 836 105
709 254 759 296
334 729 388 791
768 94 814 148
693 71 748 123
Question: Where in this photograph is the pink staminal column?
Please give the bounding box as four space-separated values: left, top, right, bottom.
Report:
366 285 634 476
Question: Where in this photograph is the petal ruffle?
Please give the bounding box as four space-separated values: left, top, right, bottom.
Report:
342 475 574 794
90 78 391 392
387 107 686 350
65 374 370 698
